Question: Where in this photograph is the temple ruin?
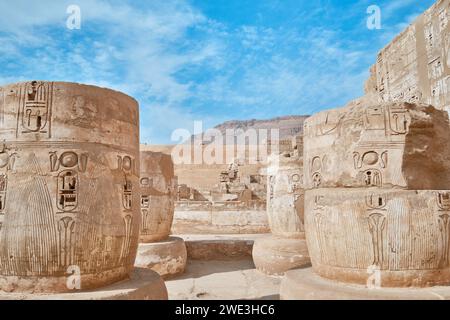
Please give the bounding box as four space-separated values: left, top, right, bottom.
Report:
2 0 450 302
141 118 306 237
365 0 450 114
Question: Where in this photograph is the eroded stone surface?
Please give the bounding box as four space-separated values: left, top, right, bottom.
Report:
140 151 176 243
173 201 269 234
135 237 187 278
0 268 168 300
252 235 310 276
303 100 450 287
280 267 450 300
166 259 281 300
267 153 305 239
181 234 267 260
365 0 450 115
253 148 310 275
138 152 186 277
0 81 140 293
304 100 450 190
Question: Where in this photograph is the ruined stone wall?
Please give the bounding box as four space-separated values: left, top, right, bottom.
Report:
141 120 303 235
172 201 269 234
142 144 270 234
366 0 450 114
141 144 267 201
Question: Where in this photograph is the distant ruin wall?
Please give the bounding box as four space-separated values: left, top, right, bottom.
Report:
172 201 269 234
365 0 450 114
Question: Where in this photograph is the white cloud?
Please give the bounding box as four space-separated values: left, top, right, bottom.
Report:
0 0 418 143
383 0 419 18
0 0 219 144
190 25 371 121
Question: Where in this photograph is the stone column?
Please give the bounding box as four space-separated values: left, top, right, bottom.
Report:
0 81 167 299
252 153 310 275
135 151 187 278
281 100 450 299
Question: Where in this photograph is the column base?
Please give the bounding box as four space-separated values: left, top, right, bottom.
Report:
252 235 310 276
0 268 168 300
135 236 187 278
280 267 450 300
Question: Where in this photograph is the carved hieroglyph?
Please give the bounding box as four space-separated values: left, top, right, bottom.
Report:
140 151 176 243
0 81 141 293
304 100 450 287
365 0 450 115
267 153 305 239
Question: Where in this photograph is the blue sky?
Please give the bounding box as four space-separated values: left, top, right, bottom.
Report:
0 0 436 144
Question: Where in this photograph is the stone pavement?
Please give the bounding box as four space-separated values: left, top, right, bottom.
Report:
165 258 281 300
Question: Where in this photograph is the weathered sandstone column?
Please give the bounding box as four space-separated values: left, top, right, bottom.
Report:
0 81 167 299
281 99 450 299
139 152 175 243
252 153 310 275
135 151 187 278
